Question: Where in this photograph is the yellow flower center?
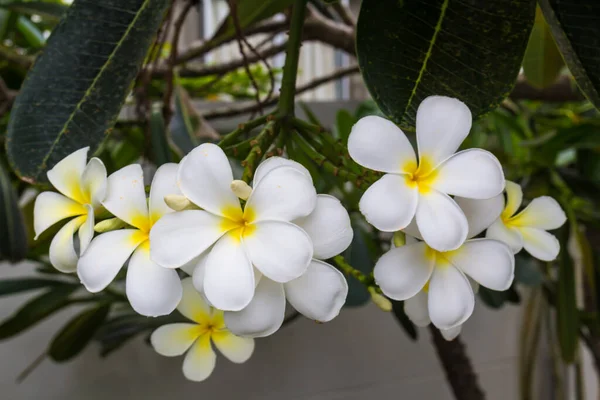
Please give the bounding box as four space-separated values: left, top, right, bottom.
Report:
403 156 438 194
220 205 257 243
421 245 463 292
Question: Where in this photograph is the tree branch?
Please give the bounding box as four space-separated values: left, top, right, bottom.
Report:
203 65 359 120
429 326 486 400
509 75 584 102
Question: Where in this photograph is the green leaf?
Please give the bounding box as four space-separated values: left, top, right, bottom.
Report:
0 159 28 262
539 0 600 110
6 0 170 184
556 225 578 363
15 15 44 48
0 278 72 297
169 85 200 155
0 285 77 339
391 300 418 341
356 0 536 130
514 254 543 287
213 0 293 41
334 109 355 145
149 104 171 166
522 7 564 89
49 304 111 362
479 286 508 309
0 1 68 21
343 218 376 307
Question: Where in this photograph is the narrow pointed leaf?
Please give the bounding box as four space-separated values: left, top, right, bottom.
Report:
149 104 171 166
6 0 170 184
0 278 73 297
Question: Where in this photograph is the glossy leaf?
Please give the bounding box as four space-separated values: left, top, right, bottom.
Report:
0 278 72 297
391 300 418 341
556 225 578 363
6 0 170 184
539 0 600 110
522 7 564 89
0 285 77 339
49 304 111 362
149 104 171 166
0 159 28 262
356 0 536 130
0 1 68 21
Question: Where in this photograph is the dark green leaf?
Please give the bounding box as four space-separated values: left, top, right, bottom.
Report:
0 1 68 21
0 278 72 297
556 225 578 363
149 104 171 166
479 286 508 309
522 7 564 89
391 300 418 341
169 85 200 155
514 254 543 286
49 304 111 362
0 159 28 262
334 109 355 145
6 0 170 183
353 99 384 120
356 0 536 130
539 0 600 110
0 285 77 339
343 218 376 307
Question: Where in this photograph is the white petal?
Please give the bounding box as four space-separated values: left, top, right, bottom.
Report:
191 253 209 294
77 229 143 292
416 190 468 251
486 219 524 253
431 149 505 199
204 233 255 311
212 331 254 363
77 205 94 254
511 197 567 230
243 221 312 283
404 290 430 327
253 156 312 186
33 192 86 238
520 227 561 261
455 194 505 239
428 263 474 329
348 115 417 173
149 210 225 269
46 147 88 203
149 163 182 221
402 218 423 240
182 334 216 382
359 174 418 232
49 215 86 273
150 323 200 356
178 143 240 216
293 195 353 260
246 166 316 222
284 259 348 322
81 157 107 208
374 242 434 300
416 96 472 168
224 278 285 338
126 247 183 317
178 278 212 323
441 325 462 341
102 164 149 230
444 239 515 291
503 181 523 218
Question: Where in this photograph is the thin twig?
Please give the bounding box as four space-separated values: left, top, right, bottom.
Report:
228 0 264 115
16 351 46 384
203 65 359 120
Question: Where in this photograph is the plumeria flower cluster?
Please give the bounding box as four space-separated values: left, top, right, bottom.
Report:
348 95 567 339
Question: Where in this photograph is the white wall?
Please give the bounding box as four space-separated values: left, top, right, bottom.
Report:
0 262 526 399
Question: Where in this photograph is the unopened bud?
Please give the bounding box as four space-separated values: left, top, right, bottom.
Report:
393 231 406 248
369 287 392 312
165 194 193 211
94 218 126 233
231 180 252 200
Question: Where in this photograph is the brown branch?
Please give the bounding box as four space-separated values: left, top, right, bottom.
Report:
429 325 486 400
203 65 359 120
510 75 584 102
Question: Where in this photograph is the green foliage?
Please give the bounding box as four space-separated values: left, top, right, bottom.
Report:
0 157 27 262
6 0 170 184
522 7 564 88
49 303 111 362
149 104 171 166
342 217 376 307
0 277 71 297
0 1 68 21
556 225 578 363
540 0 600 109
170 85 201 155
213 0 293 40
356 0 536 130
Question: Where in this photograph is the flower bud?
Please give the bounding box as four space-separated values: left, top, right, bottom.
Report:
231 180 252 200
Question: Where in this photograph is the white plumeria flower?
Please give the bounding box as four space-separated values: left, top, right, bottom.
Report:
404 290 463 341
150 144 317 312
78 163 183 317
151 278 254 382
375 194 515 330
348 96 505 251
486 181 567 261
188 157 352 338
33 147 107 272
